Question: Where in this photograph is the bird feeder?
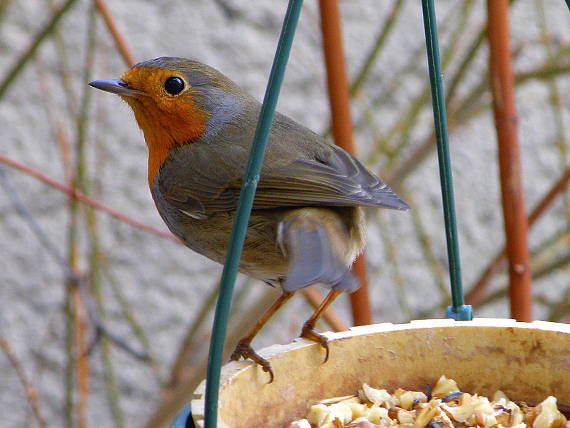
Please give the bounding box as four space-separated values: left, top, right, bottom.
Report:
170 0 570 427
191 319 570 427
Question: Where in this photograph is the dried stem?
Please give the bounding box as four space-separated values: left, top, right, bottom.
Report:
476 254 570 312
102 267 159 368
301 288 348 332
466 167 570 305
212 0 241 19
0 166 68 268
353 2 461 161
167 282 220 389
349 0 406 97
0 0 79 100
382 0 475 170
64 244 77 428
0 0 11 26
419 232 569 319
535 252 570 281
0 154 179 242
46 0 79 118
34 62 75 183
531 226 569 263
94 0 136 67
378 214 412 319
405 191 449 300
91 264 127 427
72 286 89 428
545 283 570 322
535 0 570 226
385 54 570 189
0 338 47 428
141 288 279 428
99 336 126 428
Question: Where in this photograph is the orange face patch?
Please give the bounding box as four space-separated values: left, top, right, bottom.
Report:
119 67 210 187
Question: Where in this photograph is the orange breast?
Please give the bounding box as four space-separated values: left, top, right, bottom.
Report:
119 67 210 187
130 98 207 187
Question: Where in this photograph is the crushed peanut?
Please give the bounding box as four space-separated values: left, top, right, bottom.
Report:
287 376 569 428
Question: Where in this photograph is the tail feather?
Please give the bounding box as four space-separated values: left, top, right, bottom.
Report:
279 210 360 293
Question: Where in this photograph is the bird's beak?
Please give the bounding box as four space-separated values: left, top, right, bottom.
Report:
88 79 144 97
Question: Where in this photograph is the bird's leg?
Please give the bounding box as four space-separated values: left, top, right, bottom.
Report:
300 288 342 363
230 290 294 383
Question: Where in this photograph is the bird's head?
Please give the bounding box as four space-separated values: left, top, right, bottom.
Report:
90 57 244 185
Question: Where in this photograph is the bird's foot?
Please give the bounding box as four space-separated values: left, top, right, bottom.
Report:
300 321 330 363
230 338 274 383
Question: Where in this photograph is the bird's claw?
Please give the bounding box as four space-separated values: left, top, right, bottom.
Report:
300 321 330 363
230 338 274 383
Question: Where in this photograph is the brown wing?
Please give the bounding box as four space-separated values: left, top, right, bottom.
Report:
157 138 408 218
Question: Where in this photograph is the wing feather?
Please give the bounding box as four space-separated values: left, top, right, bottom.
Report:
157 120 409 217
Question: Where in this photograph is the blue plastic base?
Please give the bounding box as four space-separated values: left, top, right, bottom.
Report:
169 404 195 428
446 305 473 321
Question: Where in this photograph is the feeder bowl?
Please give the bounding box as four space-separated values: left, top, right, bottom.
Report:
191 318 570 428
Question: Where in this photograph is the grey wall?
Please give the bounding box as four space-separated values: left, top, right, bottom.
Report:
1 1 569 427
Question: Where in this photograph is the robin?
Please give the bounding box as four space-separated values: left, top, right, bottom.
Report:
90 57 408 381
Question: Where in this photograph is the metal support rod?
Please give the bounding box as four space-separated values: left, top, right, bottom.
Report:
486 0 532 321
203 1 303 427
421 0 472 321
318 0 372 326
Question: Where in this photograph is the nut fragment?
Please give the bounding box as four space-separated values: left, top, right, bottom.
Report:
414 400 439 428
289 377 568 428
398 390 428 410
533 396 567 428
286 419 311 428
431 375 459 397
362 384 397 407
397 408 415 426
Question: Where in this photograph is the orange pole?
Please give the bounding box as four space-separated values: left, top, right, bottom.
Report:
486 0 532 321
319 0 372 326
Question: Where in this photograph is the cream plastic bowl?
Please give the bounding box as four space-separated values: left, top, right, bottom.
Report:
191 318 570 428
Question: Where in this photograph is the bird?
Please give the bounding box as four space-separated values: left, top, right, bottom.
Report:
89 57 408 381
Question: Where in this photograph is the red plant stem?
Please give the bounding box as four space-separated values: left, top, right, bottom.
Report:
0 153 179 243
94 0 136 67
319 0 372 326
466 166 570 305
487 0 532 321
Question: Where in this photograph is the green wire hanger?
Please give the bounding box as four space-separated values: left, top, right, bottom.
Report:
421 0 472 321
196 0 473 427
203 1 304 427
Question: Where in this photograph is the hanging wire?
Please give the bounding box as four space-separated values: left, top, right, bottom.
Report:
175 1 480 426
203 1 304 427
421 0 472 321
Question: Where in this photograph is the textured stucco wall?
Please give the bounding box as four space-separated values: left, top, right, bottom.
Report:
1 1 569 427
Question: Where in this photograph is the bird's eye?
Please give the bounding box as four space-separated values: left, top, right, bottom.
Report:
164 76 185 95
